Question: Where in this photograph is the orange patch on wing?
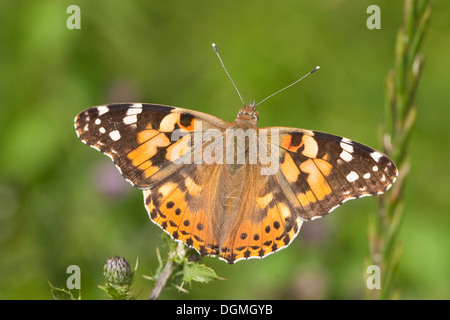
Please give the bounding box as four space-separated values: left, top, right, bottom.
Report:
219 218 257 262
300 135 318 158
137 160 153 171
257 193 273 210
263 202 300 250
159 113 181 132
264 206 284 243
299 159 332 201
280 153 300 183
297 190 317 207
281 135 301 152
144 167 160 178
157 182 178 197
140 161 159 178
159 112 199 132
127 133 171 166
160 189 187 231
165 134 192 162
313 158 333 177
278 202 291 220
137 127 159 144
219 195 303 263
144 182 218 258
184 176 202 197
155 186 205 249
281 134 318 158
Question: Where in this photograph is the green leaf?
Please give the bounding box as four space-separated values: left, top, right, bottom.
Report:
98 284 133 300
182 262 222 284
48 281 79 300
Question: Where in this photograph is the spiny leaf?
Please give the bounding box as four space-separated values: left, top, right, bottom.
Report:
182 261 223 284
48 280 79 300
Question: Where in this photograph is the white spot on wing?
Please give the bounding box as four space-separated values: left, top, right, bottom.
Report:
346 171 359 182
370 151 383 163
123 114 138 125
99 127 106 134
363 173 371 179
340 150 353 162
373 165 378 172
95 118 101 125
127 105 143 115
341 137 352 144
109 130 121 141
340 141 354 153
97 106 109 116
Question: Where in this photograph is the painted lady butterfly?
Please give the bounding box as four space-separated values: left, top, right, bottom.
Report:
75 100 397 263
75 46 397 263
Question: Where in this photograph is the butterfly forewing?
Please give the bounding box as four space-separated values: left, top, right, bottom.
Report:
275 128 398 220
75 103 229 188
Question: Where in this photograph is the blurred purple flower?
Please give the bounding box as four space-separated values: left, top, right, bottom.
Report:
300 219 331 245
93 162 132 198
289 268 329 300
107 78 140 103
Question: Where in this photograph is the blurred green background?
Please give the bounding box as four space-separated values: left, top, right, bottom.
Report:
0 0 449 300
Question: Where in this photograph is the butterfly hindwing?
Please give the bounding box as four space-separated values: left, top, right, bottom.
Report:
219 174 304 263
143 164 220 258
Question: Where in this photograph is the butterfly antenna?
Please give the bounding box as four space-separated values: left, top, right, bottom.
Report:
255 66 320 107
212 43 246 106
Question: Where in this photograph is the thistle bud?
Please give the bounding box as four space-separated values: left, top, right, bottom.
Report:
103 256 132 287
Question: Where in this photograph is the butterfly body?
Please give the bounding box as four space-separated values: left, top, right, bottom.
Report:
75 102 397 263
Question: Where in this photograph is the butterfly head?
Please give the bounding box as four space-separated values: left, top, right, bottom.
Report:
236 102 259 123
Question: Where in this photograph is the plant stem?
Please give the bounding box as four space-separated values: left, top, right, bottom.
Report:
148 259 175 300
366 0 431 300
148 241 187 300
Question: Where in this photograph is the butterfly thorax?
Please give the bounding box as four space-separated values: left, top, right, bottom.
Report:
210 104 266 246
225 105 261 171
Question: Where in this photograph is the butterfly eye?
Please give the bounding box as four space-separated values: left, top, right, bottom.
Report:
251 111 259 121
